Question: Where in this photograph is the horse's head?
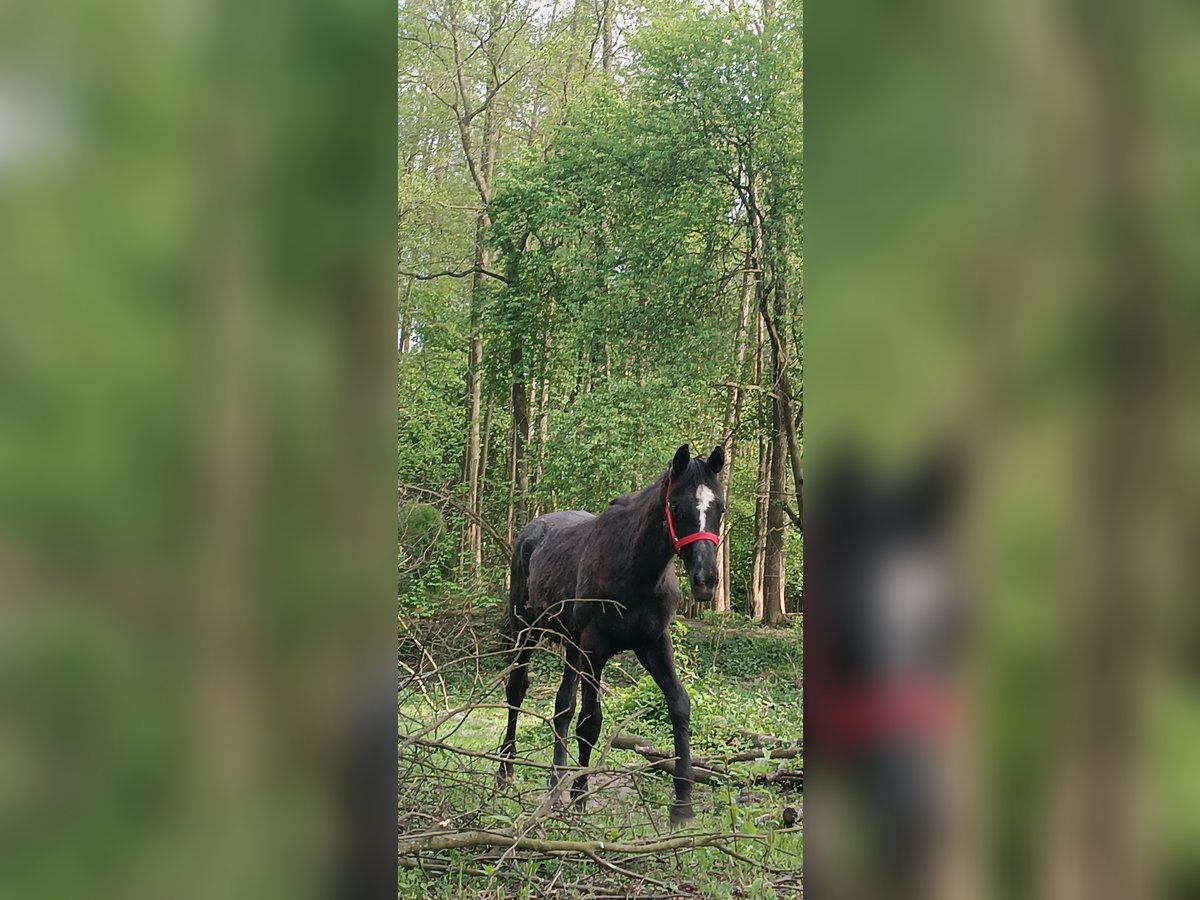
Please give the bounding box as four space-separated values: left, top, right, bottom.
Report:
666 443 725 602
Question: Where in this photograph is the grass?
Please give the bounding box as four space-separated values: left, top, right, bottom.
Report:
398 602 802 898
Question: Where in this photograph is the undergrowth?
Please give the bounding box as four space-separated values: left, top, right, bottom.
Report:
399 597 802 898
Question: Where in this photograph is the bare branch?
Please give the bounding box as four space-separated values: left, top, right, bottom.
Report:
397 266 510 284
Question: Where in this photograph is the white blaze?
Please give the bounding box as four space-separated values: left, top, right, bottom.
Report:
695 485 717 533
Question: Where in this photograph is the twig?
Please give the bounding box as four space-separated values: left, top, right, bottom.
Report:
583 849 674 890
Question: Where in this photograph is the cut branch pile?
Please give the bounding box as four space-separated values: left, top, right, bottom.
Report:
398 827 797 857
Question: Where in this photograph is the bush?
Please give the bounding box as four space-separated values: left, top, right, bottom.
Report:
398 502 452 612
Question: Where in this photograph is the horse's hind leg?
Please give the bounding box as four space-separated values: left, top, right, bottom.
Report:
497 642 532 786
548 646 581 795
572 647 609 810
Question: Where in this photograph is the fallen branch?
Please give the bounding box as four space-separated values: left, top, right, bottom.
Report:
610 734 802 788
609 735 728 785
736 729 784 748
726 745 801 764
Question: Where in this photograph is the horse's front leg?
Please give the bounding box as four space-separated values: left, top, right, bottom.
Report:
636 631 694 827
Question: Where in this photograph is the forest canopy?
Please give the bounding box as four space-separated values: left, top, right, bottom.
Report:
398 0 802 622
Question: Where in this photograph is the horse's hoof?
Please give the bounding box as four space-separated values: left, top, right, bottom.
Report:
668 804 695 829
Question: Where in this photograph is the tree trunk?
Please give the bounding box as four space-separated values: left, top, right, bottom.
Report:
510 336 530 534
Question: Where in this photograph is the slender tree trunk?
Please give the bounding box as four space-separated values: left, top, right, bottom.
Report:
463 218 488 569
762 379 789 627
479 394 493 508
601 0 615 74
717 444 735 614
398 277 414 353
757 173 794 625
716 257 756 613
750 177 803 529
510 337 530 533
506 425 517 546
747 315 768 620
533 328 551 516
749 433 769 620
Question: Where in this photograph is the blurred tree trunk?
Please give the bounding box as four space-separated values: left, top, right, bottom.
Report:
1042 5 1156 898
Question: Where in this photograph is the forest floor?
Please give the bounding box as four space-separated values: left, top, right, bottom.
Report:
398 600 802 898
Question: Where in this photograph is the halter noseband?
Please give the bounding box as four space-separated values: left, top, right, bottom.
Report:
665 475 721 555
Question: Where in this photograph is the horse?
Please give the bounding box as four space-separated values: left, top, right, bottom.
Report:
496 443 725 827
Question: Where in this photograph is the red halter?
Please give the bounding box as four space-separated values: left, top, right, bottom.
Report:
665 475 721 555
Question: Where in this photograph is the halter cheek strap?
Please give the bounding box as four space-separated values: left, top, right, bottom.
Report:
665 475 721 555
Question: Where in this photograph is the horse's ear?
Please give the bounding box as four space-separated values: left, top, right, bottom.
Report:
671 444 690 476
707 445 725 474
907 445 963 530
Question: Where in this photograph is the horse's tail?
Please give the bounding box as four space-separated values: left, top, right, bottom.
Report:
502 528 535 651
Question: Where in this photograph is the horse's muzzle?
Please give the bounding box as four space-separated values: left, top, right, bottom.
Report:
690 572 718 603
682 543 719 602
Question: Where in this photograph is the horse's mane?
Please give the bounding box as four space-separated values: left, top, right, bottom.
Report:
595 470 669 547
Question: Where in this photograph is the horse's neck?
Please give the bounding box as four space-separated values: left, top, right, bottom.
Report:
627 482 674 581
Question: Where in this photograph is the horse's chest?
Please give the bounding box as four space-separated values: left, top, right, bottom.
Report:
598 597 674 649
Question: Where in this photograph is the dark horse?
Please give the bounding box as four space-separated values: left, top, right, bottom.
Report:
497 443 725 826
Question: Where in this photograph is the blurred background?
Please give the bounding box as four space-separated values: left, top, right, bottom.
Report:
1 0 1198 898
807 0 1199 898
0 1 397 898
